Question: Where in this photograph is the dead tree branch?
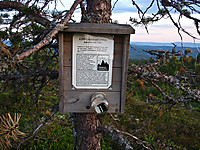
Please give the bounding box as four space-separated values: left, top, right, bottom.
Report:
0 70 59 81
14 0 83 60
99 125 153 150
129 64 200 102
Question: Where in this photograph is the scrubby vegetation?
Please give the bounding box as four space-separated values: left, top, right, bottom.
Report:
1 49 200 149
102 54 200 150
1 0 200 149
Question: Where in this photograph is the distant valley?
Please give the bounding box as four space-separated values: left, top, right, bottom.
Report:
129 42 200 60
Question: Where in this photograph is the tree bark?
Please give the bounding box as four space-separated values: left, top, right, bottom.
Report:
82 0 111 23
73 114 102 150
73 0 111 149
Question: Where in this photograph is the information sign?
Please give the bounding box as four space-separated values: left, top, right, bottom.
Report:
72 34 114 89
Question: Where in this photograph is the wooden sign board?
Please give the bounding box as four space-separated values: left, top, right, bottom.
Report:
59 23 135 113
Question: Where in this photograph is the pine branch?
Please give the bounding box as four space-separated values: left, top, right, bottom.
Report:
0 1 50 27
0 113 25 149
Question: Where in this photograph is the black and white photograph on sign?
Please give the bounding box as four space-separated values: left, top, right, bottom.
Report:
72 33 114 89
97 55 109 71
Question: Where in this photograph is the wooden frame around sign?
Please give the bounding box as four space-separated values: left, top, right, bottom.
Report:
59 23 135 113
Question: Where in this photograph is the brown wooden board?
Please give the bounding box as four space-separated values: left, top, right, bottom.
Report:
59 33 64 112
63 23 135 35
59 23 134 113
121 35 130 113
62 91 121 113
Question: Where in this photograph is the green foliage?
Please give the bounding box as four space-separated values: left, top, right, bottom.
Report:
1 14 200 149
22 5 40 16
102 134 125 150
0 35 60 148
0 16 2 24
0 31 8 39
1 55 200 149
1 13 10 18
102 98 200 149
158 8 167 15
0 13 10 24
159 55 181 75
101 55 200 149
125 57 200 149
21 115 74 150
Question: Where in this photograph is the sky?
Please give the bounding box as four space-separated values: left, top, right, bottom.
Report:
110 0 200 43
55 0 200 43
2 0 199 44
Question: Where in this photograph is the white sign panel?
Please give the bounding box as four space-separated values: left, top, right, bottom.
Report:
72 34 114 89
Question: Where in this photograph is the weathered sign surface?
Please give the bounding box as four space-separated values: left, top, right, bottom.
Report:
72 34 114 89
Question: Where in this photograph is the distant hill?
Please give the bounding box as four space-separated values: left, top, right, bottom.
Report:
2 40 199 60
131 42 200 47
129 42 200 60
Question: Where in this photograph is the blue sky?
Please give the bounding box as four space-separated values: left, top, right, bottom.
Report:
49 0 200 43
112 0 159 13
1 0 199 44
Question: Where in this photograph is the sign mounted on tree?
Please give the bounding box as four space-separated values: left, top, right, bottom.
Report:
72 34 114 89
59 23 135 113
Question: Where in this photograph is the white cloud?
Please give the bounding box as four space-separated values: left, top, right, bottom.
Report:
111 11 200 43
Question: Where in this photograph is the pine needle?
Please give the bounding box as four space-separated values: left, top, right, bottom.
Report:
0 113 26 149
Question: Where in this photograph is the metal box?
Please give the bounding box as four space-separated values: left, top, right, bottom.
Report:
59 23 135 113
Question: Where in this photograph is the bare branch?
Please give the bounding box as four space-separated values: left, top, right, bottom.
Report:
115 129 153 150
129 63 200 102
14 0 83 60
143 0 155 16
112 0 119 11
162 1 200 38
100 125 153 150
165 1 200 23
0 70 58 81
80 1 87 22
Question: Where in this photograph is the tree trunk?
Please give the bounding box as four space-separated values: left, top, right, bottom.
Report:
86 0 111 23
73 0 111 149
74 114 102 150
